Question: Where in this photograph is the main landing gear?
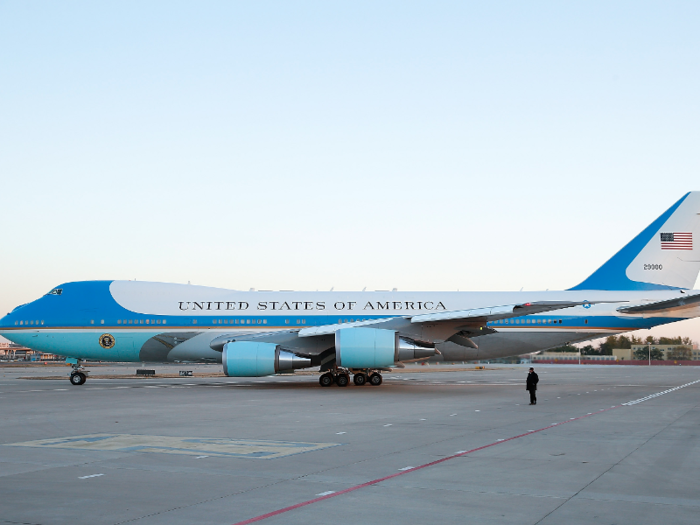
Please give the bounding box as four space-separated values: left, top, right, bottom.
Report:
69 360 88 386
319 368 383 387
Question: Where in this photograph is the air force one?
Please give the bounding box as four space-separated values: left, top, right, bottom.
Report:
3 193 700 387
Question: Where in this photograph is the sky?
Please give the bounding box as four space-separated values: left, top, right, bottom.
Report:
1 1 700 343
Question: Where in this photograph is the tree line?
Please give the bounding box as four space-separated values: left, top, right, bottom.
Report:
547 335 694 360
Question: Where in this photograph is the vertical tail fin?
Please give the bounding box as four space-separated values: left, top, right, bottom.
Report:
569 192 700 291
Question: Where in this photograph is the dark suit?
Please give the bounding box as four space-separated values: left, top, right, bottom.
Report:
526 371 539 404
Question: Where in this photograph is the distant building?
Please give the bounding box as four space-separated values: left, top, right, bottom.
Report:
0 342 59 361
532 352 617 362
612 345 698 361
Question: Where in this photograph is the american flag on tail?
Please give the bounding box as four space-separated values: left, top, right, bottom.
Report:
660 232 693 250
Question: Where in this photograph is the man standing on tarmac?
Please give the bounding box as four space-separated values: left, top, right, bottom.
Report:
526 367 539 405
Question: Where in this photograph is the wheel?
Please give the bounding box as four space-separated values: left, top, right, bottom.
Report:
70 372 86 386
335 374 349 387
319 373 334 387
369 373 383 386
353 373 367 386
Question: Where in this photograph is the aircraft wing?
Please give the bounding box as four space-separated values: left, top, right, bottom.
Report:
295 300 591 338
211 300 604 355
617 293 700 315
409 301 590 324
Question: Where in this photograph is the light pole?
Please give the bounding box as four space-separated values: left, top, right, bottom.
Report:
648 342 651 366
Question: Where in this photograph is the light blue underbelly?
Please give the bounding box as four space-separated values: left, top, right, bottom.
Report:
2 331 154 361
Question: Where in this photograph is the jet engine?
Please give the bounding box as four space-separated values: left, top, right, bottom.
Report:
334 327 435 367
222 341 311 377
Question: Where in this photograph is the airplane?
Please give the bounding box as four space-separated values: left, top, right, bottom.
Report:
2 192 700 387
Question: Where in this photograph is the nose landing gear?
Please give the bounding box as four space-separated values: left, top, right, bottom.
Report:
68 359 88 386
70 372 87 385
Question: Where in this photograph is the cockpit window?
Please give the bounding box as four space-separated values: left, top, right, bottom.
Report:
46 288 63 296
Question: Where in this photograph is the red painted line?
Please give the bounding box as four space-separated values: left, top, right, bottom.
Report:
232 405 622 525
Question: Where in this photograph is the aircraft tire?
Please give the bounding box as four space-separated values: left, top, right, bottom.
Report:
319 373 334 387
369 373 383 386
335 374 349 387
70 372 86 386
353 373 367 386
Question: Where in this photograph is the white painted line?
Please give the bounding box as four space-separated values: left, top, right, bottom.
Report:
449 414 457 417
78 474 104 479
336 432 346 435
383 424 392 427
196 456 209 459
419 418 426 421
528 430 535 432
316 491 335 496
456 450 467 454
497 439 504 441
115 386 129 389
54 389 68 391
475 410 480 412
398 466 414 471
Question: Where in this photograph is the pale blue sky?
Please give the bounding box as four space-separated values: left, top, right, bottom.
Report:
2 1 699 341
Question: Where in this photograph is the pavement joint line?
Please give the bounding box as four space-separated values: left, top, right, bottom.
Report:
228 377 700 525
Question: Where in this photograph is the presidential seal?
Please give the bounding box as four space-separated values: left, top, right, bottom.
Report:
99 333 116 349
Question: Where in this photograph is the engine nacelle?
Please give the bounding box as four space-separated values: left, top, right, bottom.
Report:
335 328 399 368
222 341 311 377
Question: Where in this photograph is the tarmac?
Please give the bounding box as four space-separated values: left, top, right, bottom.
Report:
1 363 699 525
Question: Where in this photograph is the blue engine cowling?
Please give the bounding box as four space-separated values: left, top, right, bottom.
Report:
334 327 399 368
222 341 311 377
